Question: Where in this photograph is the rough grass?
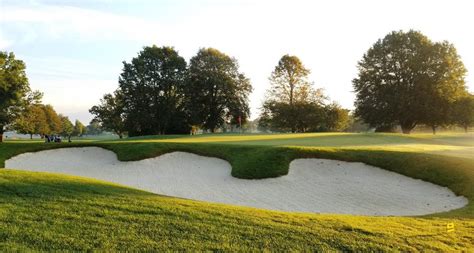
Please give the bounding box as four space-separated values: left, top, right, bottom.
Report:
1 133 473 250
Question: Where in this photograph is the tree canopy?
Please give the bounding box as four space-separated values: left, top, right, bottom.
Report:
0 52 32 142
73 120 85 137
89 90 127 138
259 54 333 133
186 48 252 132
452 94 474 132
119 46 188 136
14 104 47 139
59 114 74 141
353 30 468 134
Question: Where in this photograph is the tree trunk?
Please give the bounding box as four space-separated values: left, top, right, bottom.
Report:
400 121 416 134
465 126 468 133
432 126 437 135
30 134 33 139
0 126 4 143
119 134 123 139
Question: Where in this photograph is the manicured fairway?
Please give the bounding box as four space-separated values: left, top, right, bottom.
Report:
1 133 473 250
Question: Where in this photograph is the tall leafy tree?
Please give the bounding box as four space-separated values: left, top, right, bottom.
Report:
452 94 474 133
420 42 469 134
14 104 48 139
43 104 62 135
260 55 325 132
268 55 314 106
353 30 467 134
86 119 103 136
186 48 252 132
119 45 188 136
59 114 74 142
0 52 31 142
73 120 85 137
89 90 127 138
322 103 350 132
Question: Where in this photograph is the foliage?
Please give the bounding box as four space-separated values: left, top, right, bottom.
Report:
59 115 74 141
42 104 62 135
322 103 351 132
89 90 126 138
452 94 474 132
118 46 188 136
260 101 326 132
73 120 85 137
186 48 252 132
261 55 325 133
0 52 31 142
13 104 47 138
86 119 103 135
353 30 468 134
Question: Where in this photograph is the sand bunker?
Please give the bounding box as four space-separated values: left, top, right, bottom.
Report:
5 147 467 216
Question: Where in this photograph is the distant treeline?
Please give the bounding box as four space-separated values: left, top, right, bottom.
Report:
89 47 350 137
1 30 473 142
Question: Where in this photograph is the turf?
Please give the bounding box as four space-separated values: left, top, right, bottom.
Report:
1 132 473 250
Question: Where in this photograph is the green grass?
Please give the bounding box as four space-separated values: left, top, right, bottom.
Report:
1 133 473 250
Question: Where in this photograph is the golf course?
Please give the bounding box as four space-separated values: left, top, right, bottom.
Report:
2 5 474 250
1 132 473 251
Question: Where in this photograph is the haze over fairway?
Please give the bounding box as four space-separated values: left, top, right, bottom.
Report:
1 0 473 123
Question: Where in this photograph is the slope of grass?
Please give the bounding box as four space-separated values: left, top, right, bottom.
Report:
1 133 473 250
1 170 473 251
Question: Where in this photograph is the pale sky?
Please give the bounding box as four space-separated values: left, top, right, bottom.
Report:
1 0 473 124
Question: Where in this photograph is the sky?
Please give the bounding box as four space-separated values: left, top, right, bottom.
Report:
1 0 473 124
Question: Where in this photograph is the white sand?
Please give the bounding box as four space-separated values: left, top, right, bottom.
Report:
5 147 467 216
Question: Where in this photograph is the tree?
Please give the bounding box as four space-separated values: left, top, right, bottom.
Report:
260 55 325 133
186 48 252 132
118 45 188 136
260 101 325 132
73 120 85 137
323 104 350 132
346 114 371 132
0 52 31 142
14 104 48 139
43 104 62 135
89 90 127 138
59 114 74 142
86 119 103 135
452 94 474 133
353 30 468 134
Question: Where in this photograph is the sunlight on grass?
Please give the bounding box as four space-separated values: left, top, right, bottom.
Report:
1 170 473 251
0 133 473 250
124 132 352 143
